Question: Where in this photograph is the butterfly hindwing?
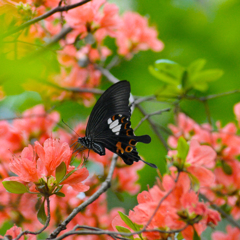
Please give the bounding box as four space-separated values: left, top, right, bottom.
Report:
93 113 151 165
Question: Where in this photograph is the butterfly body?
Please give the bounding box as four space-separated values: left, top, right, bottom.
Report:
76 80 157 168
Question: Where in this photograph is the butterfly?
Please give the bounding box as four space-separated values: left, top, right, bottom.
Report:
74 80 157 168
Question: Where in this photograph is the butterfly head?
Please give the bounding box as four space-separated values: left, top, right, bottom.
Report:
77 137 105 156
77 137 90 149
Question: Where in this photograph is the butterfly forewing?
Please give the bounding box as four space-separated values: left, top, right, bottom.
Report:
86 81 131 139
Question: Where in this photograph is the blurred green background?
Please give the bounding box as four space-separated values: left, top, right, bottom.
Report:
1 0 240 238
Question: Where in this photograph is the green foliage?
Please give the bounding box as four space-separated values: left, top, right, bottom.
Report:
54 192 65 197
37 199 47 225
221 161 233 175
187 173 200 192
115 226 134 240
177 137 189 161
118 212 141 232
118 212 144 240
149 59 223 100
56 162 67 184
193 228 201 240
2 181 29 194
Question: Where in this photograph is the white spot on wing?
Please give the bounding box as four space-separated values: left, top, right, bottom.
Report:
112 125 121 132
110 120 119 129
115 132 120 135
108 118 112 124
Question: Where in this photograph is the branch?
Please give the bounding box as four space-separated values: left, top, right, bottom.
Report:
48 155 118 239
136 104 169 151
2 0 91 38
15 197 51 240
95 65 120 84
134 108 171 131
53 224 188 240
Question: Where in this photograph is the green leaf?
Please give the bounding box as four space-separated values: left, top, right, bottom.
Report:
56 162 67 183
177 232 184 240
221 161 233 175
177 137 189 160
191 69 223 83
37 199 47 225
149 59 184 85
55 192 65 197
60 168 77 182
187 173 200 192
188 59 206 76
192 82 208 91
193 228 201 240
118 212 140 232
115 226 133 240
2 181 29 194
181 70 188 89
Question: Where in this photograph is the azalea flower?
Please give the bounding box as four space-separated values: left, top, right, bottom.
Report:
3 138 89 196
116 12 164 58
112 172 220 240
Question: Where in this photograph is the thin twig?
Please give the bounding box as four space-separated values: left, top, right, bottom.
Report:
15 197 51 240
48 155 118 239
202 100 212 126
53 225 189 240
136 105 169 151
200 194 240 229
134 108 171 131
96 65 120 83
133 95 156 105
2 0 92 38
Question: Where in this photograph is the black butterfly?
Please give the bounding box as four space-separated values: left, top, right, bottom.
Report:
74 80 157 168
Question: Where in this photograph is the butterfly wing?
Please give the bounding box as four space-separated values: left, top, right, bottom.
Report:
86 80 131 139
85 80 157 168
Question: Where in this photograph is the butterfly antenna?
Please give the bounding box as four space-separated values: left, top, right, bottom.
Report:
87 149 90 161
139 158 157 169
62 119 80 137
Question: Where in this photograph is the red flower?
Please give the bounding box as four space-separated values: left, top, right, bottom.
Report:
3 138 89 196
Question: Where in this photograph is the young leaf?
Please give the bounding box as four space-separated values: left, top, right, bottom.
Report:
56 162 66 183
149 59 184 85
193 228 201 240
60 168 77 183
149 65 179 85
55 192 65 197
37 199 47 225
155 59 184 80
192 82 208 92
118 212 140 232
188 59 206 76
2 181 29 194
191 69 223 83
221 161 233 175
188 173 200 192
177 137 189 161
115 226 134 240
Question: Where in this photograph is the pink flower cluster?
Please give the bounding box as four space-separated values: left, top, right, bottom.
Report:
1 0 164 103
167 102 240 239
112 139 221 240
0 104 145 237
